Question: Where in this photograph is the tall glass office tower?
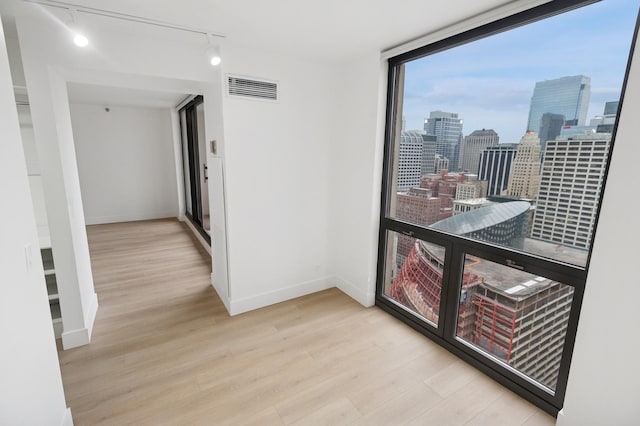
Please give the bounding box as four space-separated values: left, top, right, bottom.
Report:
424 111 464 171
526 75 591 135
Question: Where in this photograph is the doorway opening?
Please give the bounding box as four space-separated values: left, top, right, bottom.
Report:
179 95 210 245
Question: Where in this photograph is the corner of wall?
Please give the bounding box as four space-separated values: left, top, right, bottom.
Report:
60 408 73 426
211 272 230 313
228 277 334 316
85 292 98 335
61 291 98 349
334 276 376 307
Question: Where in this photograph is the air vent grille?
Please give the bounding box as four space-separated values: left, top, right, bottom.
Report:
227 76 278 101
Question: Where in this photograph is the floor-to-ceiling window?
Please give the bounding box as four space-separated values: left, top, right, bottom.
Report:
376 0 639 414
180 95 211 243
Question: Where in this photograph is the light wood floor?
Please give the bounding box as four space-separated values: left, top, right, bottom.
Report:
58 218 556 425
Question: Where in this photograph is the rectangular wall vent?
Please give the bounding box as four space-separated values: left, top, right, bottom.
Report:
227 75 278 101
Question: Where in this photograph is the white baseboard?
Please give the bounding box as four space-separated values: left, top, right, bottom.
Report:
183 217 212 255
61 292 98 350
84 212 177 226
85 292 99 338
60 407 73 426
229 276 334 316
61 327 89 350
555 409 565 426
335 276 375 307
211 272 230 313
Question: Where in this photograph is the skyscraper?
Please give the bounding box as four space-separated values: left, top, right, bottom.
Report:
590 101 619 134
461 129 499 174
421 134 437 176
424 111 464 171
395 188 441 266
603 101 619 116
531 133 611 249
527 75 591 135
538 113 565 152
434 154 449 174
505 132 542 200
397 130 424 191
390 202 572 389
478 144 518 196
455 180 487 200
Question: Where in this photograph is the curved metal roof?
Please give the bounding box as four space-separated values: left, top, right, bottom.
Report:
431 201 531 235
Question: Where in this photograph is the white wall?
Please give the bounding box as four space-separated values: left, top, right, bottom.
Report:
556 28 640 426
326 16 640 426
70 104 179 225
326 10 640 426
11 2 348 318
221 44 339 314
328 52 387 307
12 2 384 321
13 5 228 341
0 17 71 425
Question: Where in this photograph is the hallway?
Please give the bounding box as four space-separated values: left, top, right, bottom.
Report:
57 219 554 425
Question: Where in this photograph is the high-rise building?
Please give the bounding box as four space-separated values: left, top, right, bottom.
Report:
538 113 565 152
453 197 494 215
455 179 487 200
527 75 591 134
421 134 437 176
559 125 597 137
478 144 518 196
390 201 571 389
395 188 441 265
603 101 619 116
434 154 449 174
424 111 464 171
505 132 542 200
461 129 499 174
420 171 481 220
531 133 611 249
397 130 424 191
468 267 572 390
590 101 619 134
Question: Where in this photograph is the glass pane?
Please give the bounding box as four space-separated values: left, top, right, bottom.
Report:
383 230 445 327
386 0 639 267
196 102 210 234
180 109 192 216
456 255 574 391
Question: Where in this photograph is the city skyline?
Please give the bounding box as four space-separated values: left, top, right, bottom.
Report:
401 0 638 144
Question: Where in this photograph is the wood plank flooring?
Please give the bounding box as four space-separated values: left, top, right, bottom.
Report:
58 218 556 425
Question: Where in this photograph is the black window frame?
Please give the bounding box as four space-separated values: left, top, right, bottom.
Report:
376 0 639 415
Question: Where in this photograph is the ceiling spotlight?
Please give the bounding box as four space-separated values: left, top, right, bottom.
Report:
205 34 221 66
210 54 221 66
69 8 89 48
73 33 89 47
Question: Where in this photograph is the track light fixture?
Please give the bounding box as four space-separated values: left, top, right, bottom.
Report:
69 7 89 47
24 0 227 58
73 33 88 47
206 33 221 66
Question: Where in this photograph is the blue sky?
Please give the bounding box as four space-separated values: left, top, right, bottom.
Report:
401 0 639 144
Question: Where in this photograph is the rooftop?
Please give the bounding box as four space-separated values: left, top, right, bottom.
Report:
523 238 589 267
465 255 556 299
431 201 530 235
454 198 494 206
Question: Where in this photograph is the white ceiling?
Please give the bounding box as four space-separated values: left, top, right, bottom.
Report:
66 83 187 109
4 0 522 61
2 0 538 108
